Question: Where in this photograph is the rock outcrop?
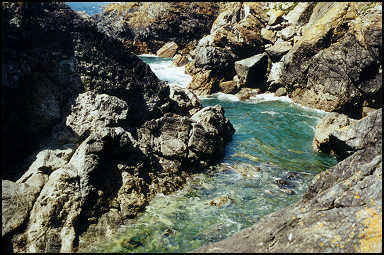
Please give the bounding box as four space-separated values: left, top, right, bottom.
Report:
93 2 221 56
194 108 382 253
185 2 268 95
1 3 234 253
276 2 382 118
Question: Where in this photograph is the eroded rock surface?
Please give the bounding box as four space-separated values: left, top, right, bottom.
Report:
1 3 234 253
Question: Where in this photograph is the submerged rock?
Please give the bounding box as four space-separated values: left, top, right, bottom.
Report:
195 108 382 253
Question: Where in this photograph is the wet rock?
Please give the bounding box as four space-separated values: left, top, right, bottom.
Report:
219 80 239 94
236 88 261 101
275 87 287 97
209 195 233 208
285 171 301 180
156 41 178 58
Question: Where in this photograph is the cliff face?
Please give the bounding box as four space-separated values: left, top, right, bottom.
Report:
1 3 234 252
92 2 221 55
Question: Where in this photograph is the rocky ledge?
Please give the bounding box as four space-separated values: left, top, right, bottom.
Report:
1 3 234 252
194 108 382 253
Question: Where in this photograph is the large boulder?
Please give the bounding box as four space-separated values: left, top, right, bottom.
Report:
234 53 269 90
194 109 382 253
313 109 382 160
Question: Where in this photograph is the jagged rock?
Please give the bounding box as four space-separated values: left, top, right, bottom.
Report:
194 108 382 253
280 2 382 118
234 53 269 89
187 69 220 96
267 61 284 90
186 2 267 95
280 26 296 40
2 180 41 237
94 2 221 54
362 106 377 118
313 108 382 161
219 80 239 94
171 54 189 67
283 2 316 26
168 85 202 116
1 3 234 253
268 9 285 26
156 41 178 58
265 41 292 61
261 28 276 43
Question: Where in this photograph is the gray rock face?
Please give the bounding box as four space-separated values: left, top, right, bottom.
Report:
194 108 382 253
234 53 269 90
2 180 41 237
279 3 382 118
1 3 234 253
313 108 382 161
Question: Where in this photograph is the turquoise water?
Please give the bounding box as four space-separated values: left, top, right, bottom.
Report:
86 56 337 252
66 2 113 15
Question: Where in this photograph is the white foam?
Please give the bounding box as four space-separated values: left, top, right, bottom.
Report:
138 54 158 57
249 93 292 103
139 55 192 88
261 111 278 116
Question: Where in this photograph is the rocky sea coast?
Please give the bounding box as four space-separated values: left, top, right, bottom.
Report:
1 2 382 253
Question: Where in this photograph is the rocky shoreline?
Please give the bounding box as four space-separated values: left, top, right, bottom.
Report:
2 2 382 253
2 3 234 252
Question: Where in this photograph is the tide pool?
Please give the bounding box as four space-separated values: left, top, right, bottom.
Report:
83 56 337 253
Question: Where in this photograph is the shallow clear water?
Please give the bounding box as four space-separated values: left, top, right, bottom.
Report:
87 56 337 252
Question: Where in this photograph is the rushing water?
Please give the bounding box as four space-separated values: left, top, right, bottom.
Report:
83 55 337 253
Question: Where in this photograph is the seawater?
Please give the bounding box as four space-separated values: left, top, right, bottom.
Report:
85 57 337 252
66 2 113 15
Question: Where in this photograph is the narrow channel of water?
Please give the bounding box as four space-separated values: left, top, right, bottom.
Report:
88 56 337 253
